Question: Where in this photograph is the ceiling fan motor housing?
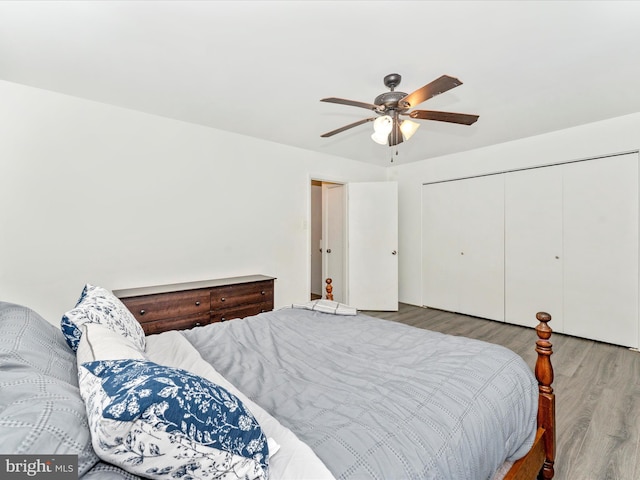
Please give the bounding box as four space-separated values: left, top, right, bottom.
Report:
374 91 409 113
375 74 409 113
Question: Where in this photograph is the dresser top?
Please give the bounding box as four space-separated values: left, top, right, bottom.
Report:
113 274 276 298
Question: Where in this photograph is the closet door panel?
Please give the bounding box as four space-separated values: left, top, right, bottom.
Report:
422 180 465 313
422 175 504 321
563 154 639 347
456 175 505 321
505 168 563 329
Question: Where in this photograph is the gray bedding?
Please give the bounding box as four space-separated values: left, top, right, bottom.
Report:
181 307 538 480
0 301 139 480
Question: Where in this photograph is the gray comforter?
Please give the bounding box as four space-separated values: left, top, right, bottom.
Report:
181 308 538 480
0 301 140 480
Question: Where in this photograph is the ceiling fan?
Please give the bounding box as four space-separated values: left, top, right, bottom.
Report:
320 73 479 146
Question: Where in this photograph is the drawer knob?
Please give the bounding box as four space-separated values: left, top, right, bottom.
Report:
194 322 201 327
139 309 146 316
221 297 226 302
261 291 265 295
221 317 226 322
195 301 200 306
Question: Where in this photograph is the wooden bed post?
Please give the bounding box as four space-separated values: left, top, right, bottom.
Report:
504 312 555 480
535 312 555 480
325 278 333 300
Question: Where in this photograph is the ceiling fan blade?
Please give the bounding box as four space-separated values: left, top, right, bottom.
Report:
399 75 463 109
320 117 376 137
408 110 479 125
321 97 381 111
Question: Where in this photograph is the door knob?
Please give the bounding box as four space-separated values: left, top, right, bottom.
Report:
326 248 332 253
392 250 397 255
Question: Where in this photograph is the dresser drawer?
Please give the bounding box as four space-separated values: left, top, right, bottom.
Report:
121 290 210 323
213 302 273 322
139 313 211 335
211 280 274 309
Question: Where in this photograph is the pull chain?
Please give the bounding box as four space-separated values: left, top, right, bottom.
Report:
390 146 399 163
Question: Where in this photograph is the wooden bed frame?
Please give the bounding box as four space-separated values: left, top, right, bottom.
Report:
324 279 556 480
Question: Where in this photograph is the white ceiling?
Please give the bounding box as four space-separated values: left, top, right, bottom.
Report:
1 1 640 167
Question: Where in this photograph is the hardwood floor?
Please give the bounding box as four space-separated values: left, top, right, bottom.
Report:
362 303 640 480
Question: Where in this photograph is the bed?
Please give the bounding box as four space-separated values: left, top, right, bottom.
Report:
0 287 555 480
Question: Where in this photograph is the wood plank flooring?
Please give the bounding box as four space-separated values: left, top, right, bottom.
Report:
362 303 640 480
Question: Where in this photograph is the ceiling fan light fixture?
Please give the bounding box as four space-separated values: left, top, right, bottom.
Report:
400 119 420 141
371 131 389 145
371 115 393 145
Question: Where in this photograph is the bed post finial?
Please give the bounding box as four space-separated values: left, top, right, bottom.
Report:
325 278 333 300
535 312 553 395
535 311 555 480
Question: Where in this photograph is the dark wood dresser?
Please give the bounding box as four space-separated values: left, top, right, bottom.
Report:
113 275 275 335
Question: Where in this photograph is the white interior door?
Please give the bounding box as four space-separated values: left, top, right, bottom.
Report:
347 182 398 311
505 167 564 330
563 154 639 347
323 184 345 303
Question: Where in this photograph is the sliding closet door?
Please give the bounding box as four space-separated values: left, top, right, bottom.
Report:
422 180 466 315
505 167 563 330
563 153 639 347
422 175 505 321
424 153 638 346
456 174 504 321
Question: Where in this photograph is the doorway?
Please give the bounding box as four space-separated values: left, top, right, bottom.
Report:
309 179 399 310
310 180 345 302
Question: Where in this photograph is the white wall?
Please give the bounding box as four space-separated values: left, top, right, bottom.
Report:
0 80 386 324
389 112 640 306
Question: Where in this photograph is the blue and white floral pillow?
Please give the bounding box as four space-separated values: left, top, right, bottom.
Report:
78 359 269 480
61 284 146 353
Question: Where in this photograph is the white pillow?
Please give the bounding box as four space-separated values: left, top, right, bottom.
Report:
76 323 147 365
61 284 146 353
